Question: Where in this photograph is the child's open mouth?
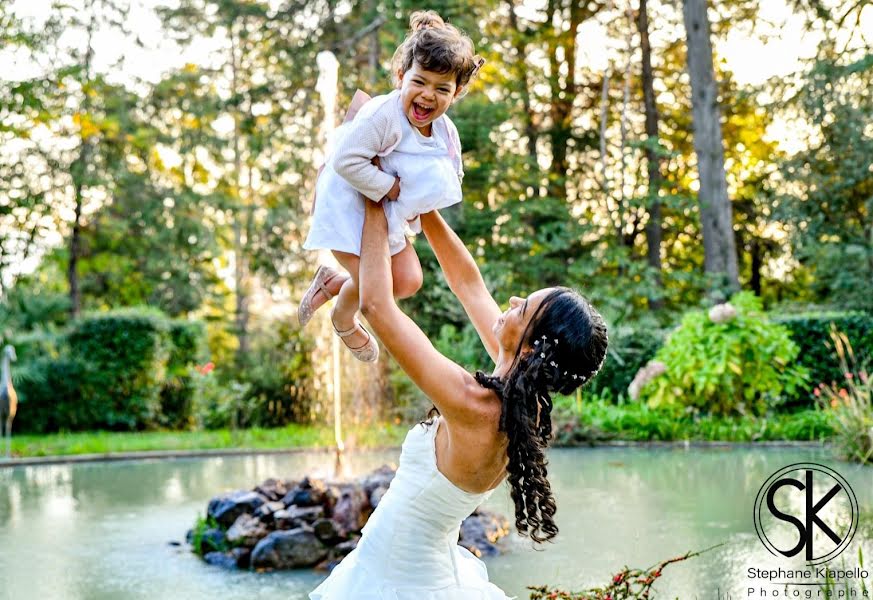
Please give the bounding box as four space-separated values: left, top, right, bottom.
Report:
412 102 435 122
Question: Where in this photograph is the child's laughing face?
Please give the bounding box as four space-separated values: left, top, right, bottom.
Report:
397 62 462 136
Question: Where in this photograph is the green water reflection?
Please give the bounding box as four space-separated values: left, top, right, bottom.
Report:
1 446 871 599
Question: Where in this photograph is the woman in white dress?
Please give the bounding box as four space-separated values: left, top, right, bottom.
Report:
309 198 609 599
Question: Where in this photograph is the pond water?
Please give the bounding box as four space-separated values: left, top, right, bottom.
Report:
1 445 871 599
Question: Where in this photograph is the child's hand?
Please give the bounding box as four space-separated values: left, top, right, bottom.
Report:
385 176 401 201
371 156 400 202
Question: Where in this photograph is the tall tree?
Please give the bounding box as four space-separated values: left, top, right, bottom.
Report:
159 0 324 364
682 0 740 296
636 0 664 308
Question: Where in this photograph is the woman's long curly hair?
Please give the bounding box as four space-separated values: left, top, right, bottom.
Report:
473 288 608 543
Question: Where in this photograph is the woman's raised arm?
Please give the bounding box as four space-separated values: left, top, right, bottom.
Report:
419 211 501 363
358 201 489 424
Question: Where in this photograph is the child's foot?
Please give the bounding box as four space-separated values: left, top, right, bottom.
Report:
330 309 379 363
298 266 348 327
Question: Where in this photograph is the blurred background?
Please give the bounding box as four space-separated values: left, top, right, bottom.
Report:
0 0 870 446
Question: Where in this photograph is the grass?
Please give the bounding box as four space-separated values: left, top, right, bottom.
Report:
554 396 835 443
9 422 409 458
7 400 836 459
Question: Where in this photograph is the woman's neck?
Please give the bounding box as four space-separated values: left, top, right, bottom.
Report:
491 347 515 379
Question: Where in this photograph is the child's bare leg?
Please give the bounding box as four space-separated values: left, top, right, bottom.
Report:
331 243 422 349
332 251 369 349
391 241 423 300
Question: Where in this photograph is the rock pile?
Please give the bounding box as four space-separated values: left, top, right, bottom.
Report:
187 465 510 571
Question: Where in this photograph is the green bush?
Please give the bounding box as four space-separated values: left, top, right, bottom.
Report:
231 320 316 427
12 357 85 433
588 324 664 399
774 312 873 405
640 292 808 415
68 308 171 430
160 319 208 429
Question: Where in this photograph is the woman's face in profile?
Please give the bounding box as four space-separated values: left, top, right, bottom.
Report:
493 287 554 352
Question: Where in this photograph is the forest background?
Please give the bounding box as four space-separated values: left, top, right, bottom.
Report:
0 0 870 442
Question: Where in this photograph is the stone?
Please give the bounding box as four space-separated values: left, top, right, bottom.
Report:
360 464 395 500
312 518 344 544
254 478 289 502
207 490 267 528
289 505 325 523
254 500 286 520
332 537 359 557
281 477 327 508
459 509 510 558
331 485 370 534
226 513 270 547
203 551 238 569
197 527 226 554
231 546 251 569
272 509 294 529
369 485 389 509
250 529 329 570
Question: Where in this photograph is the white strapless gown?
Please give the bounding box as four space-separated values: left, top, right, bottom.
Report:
309 418 512 600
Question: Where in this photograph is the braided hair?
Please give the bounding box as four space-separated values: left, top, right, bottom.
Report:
474 288 608 543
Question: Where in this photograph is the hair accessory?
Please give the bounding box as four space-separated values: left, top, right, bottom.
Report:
563 371 568 375
541 335 547 340
540 353 545 358
572 374 578 380
549 361 556 367
554 339 559 344
533 340 540 346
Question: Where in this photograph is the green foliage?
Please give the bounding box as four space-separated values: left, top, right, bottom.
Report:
190 514 226 556
221 320 317 428
12 357 84 434
640 293 808 415
816 328 873 464
775 312 873 405
588 323 665 400
530 549 708 599
67 308 171 430
553 395 832 443
0 287 69 336
160 320 209 429
777 50 873 311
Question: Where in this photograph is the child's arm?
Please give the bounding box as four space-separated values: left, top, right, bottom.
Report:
420 210 501 363
332 102 402 202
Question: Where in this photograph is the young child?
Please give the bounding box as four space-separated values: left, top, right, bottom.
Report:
299 10 484 363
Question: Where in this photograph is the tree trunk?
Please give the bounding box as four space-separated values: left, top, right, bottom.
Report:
682 0 740 296
750 238 762 296
230 26 250 364
546 0 580 201
507 0 538 165
69 10 96 319
68 181 84 318
637 0 664 309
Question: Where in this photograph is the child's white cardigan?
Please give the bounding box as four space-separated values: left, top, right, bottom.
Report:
330 91 464 203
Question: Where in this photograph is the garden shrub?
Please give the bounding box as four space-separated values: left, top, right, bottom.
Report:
232 320 317 427
588 323 664 399
639 292 808 415
774 312 873 405
160 319 208 429
68 308 171 430
12 356 85 433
